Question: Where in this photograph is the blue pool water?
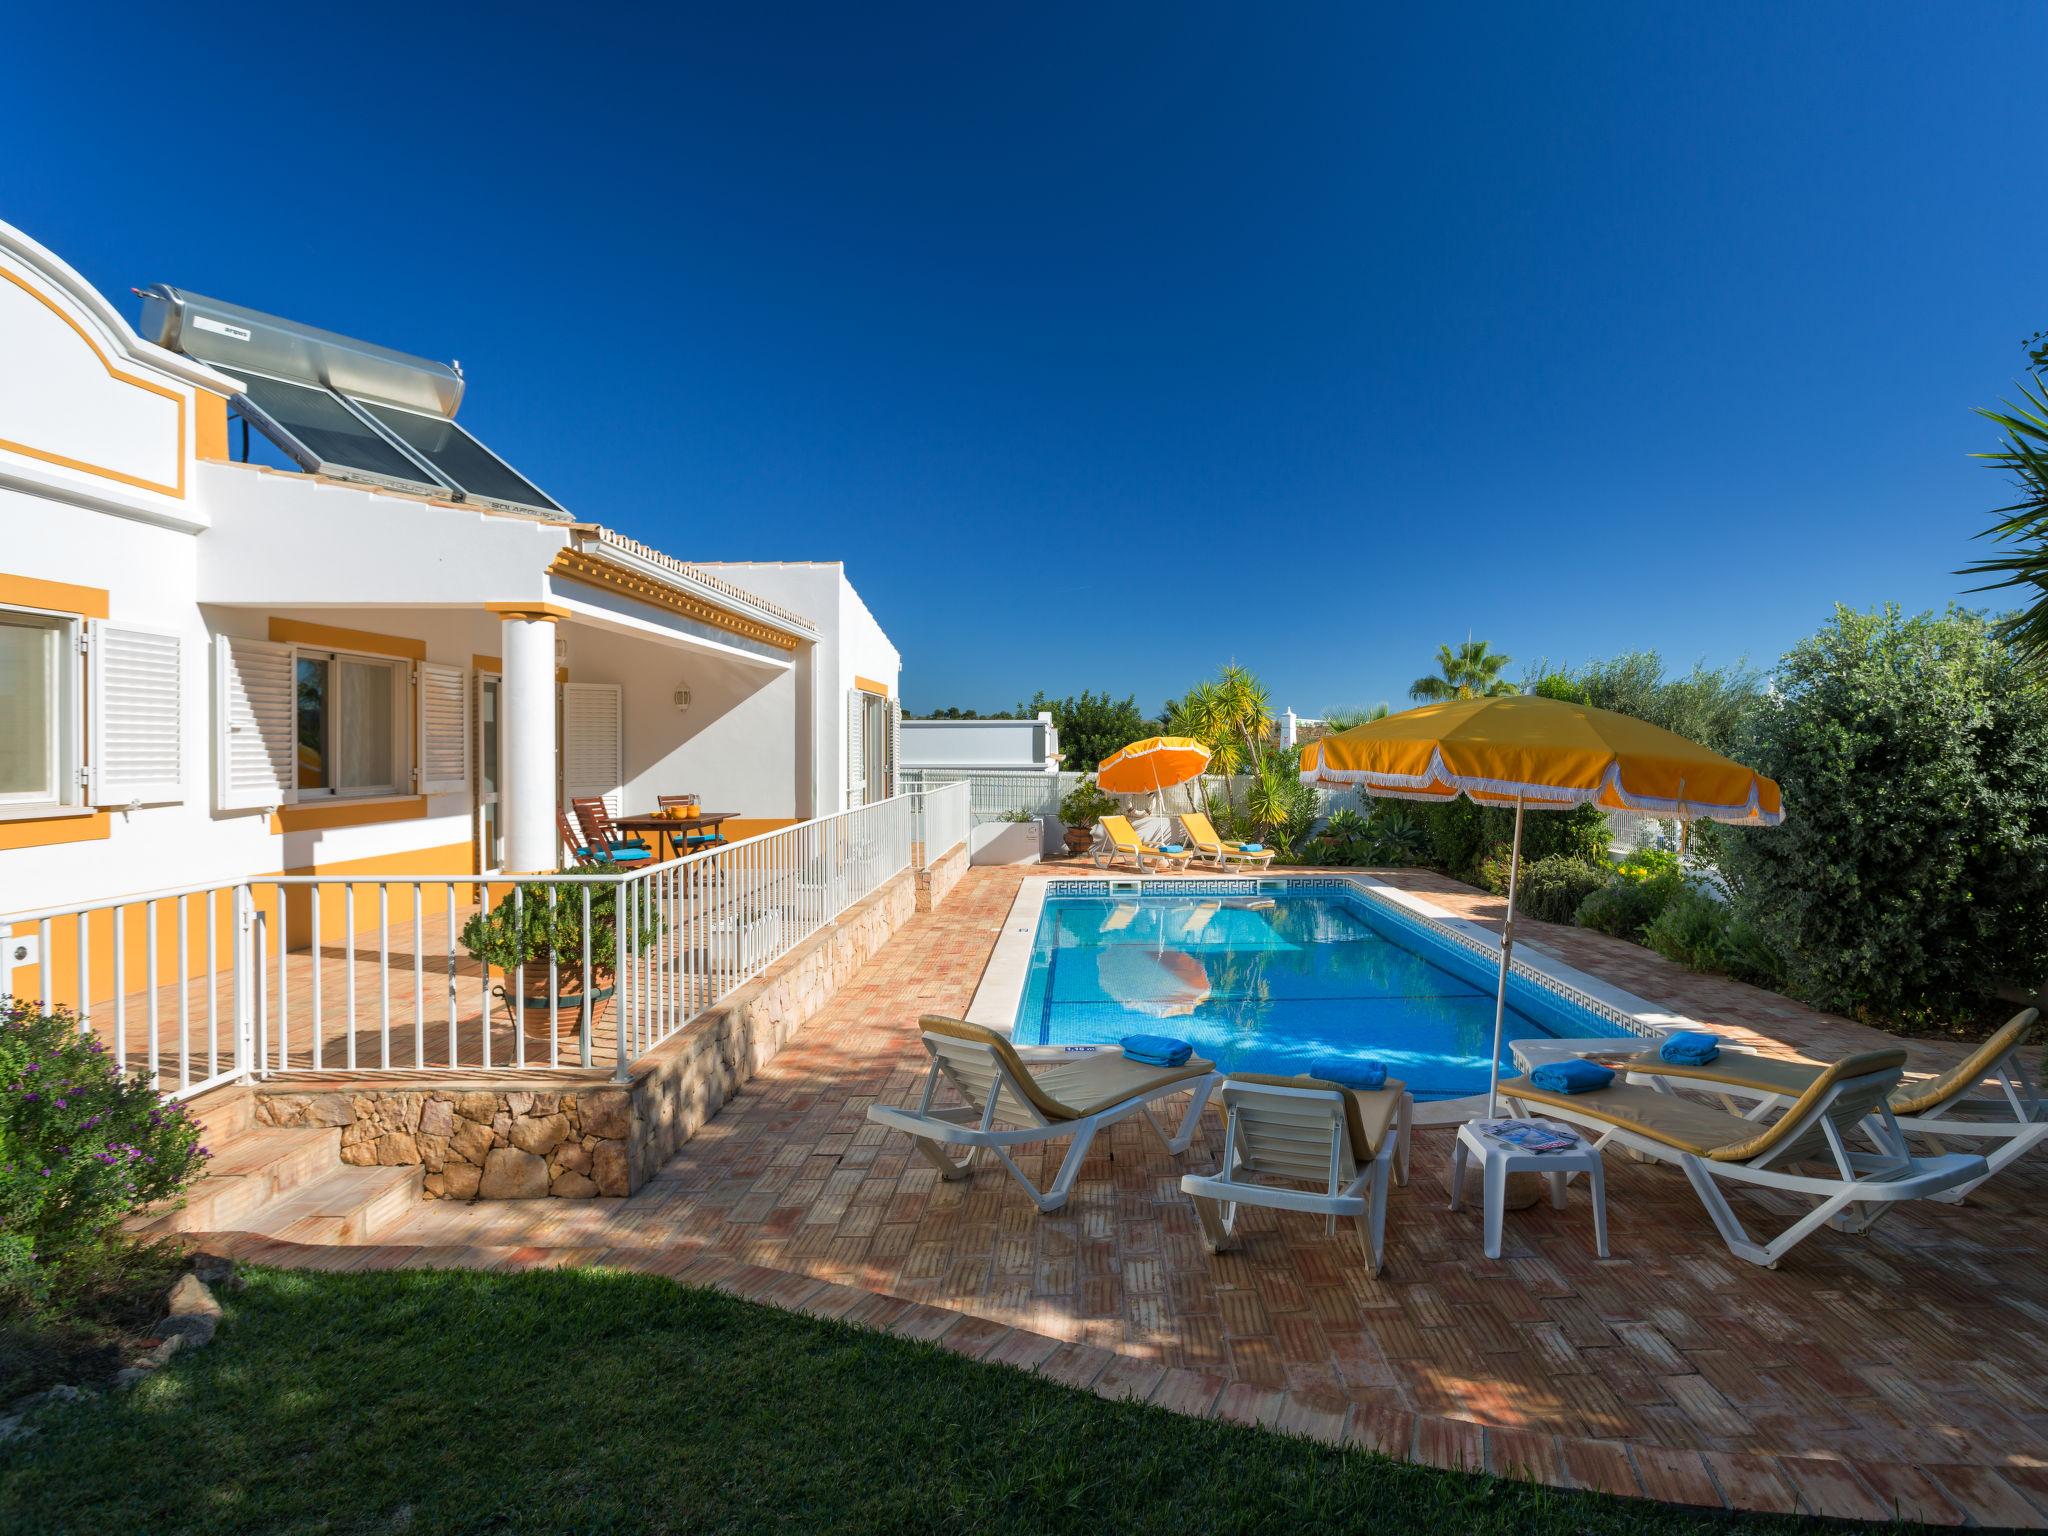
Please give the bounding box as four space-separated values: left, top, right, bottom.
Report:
1013 883 1629 1100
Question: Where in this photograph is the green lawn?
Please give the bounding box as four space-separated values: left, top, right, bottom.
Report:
0 1266 1867 1534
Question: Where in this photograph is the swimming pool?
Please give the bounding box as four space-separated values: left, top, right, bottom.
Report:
1011 882 1632 1101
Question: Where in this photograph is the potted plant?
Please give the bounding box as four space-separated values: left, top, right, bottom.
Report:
1059 780 1120 857
460 874 663 1039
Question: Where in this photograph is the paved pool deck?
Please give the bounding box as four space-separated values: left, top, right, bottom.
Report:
201 863 2048 1527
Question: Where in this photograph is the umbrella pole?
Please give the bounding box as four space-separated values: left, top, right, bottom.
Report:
1487 795 1525 1118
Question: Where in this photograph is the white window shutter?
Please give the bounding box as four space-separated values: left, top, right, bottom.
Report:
215 635 296 812
561 682 623 815
88 621 183 806
846 689 866 808
416 662 469 795
884 698 900 799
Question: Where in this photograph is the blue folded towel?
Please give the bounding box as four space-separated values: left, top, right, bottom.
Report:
1160 843 1184 854
1528 1058 1615 1095
1659 1030 1721 1065
1310 1059 1387 1090
1121 1034 1194 1068
1239 842 1263 852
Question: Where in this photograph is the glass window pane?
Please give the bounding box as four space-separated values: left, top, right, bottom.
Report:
360 403 562 512
479 676 500 794
336 659 395 790
296 656 329 792
239 376 441 488
0 619 56 801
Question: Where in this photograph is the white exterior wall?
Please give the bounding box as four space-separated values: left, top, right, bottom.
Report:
700 562 902 816
563 623 798 819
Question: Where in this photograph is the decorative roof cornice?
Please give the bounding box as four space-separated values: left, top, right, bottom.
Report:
549 544 809 652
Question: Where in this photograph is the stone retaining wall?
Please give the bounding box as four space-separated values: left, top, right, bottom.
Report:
626 866 918 1189
256 1086 633 1199
249 865 925 1200
915 839 968 912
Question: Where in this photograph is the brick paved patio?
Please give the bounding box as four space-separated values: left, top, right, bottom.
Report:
201 864 2048 1524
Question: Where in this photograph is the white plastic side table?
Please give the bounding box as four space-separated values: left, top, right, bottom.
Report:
1447 1117 1610 1260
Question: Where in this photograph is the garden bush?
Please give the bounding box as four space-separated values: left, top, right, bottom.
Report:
1719 605 2048 1022
1424 800 1611 884
1507 855 1611 924
0 1000 206 1304
1574 868 1682 942
1642 889 1732 972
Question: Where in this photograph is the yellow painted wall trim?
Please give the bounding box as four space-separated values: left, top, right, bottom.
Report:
0 266 190 500
0 572 110 620
194 393 229 461
271 796 428 834
718 816 802 843
854 675 890 697
545 550 804 653
268 617 427 661
0 811 109 851
484 601 573 623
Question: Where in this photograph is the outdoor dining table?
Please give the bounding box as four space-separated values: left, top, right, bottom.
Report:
613 810 740 860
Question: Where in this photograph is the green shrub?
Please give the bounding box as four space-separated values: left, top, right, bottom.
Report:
0 1001 206 1300
1719 605 2048 1021
1510 856 1611 925
1721 913 1789 988
1574 871 1682 942
1359 806 1432 866
1424 800 1612 884
1643 889 1732 971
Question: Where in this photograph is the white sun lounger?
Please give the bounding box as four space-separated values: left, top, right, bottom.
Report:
868 1016 1219 1212
1180 1073 1413 1275
1506 1048 1987 1268
1588 1008 2043 1205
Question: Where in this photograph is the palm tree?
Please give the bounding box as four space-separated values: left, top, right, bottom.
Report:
1410 639 1518 702
1961 373 2048 669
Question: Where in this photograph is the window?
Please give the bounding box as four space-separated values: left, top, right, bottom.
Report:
292 650 404 797
0 609 78 811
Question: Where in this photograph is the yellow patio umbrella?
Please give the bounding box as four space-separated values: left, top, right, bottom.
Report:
1096 736 1213 799
1299 694 1783 1114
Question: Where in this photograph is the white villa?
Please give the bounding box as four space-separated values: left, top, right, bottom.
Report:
0 218 961 1206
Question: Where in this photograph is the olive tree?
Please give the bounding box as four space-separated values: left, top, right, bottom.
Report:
1720 605 2048 1022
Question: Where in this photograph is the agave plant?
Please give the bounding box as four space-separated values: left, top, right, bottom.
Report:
1961 372 2048 670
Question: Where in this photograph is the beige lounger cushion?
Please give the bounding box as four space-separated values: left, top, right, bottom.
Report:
1889 1007 2037 1116
1590 1012 2039 1118
918 1016 1213 1121
1514 1047 1908 1162
1509 1079 1761 1157
1225 1072 1407 1162
1587 1049 1825 1099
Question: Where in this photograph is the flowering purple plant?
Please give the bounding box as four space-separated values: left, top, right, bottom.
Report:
1 998 207 1287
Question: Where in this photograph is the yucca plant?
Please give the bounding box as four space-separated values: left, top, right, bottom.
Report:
1961 372 2048 670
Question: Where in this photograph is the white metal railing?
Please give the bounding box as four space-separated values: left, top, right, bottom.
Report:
0 795 919 1097
909 781 970 869
611 794 914 1069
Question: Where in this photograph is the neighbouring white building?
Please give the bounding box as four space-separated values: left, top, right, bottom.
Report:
899 713 1060 774
0 218 903 999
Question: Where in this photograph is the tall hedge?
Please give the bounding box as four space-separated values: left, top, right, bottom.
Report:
1720 605 2048 1020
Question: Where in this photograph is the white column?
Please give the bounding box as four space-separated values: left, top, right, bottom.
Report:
500 611 559 873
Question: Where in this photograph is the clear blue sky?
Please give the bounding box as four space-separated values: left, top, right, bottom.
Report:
8 5 2042 716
